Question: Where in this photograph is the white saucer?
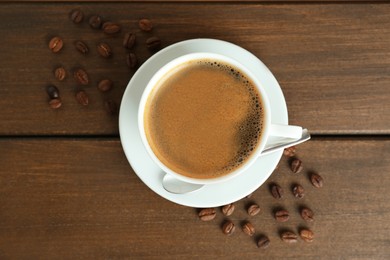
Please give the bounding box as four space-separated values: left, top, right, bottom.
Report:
119 39 288 207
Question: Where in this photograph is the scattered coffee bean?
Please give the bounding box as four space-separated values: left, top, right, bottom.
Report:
89 15 102 29
291 158 303 173
300 228 314 242
97 43 112 58
49 36 63 53
247 204 261 216
74 40 89 55
102 21 121 34
104 99 118 115
69 9 84 24
97 79 113 92
139 18 153 32
292 184 305 198
221 203 235 216
54 67 66 81
222 220 235 235
126 53 138 69
300 207 314 222
49 98 62 109
281 231 298 243
46 85 60 99
146 36 161 51
310 172 323 188
257 235 270 249
274 209 290 222
75 90 89 106
123 32 136 49
73 68 89 85
242 221 255 236
283 146 296 157
198 208 216 221
270 183 283 199
246 193 253 198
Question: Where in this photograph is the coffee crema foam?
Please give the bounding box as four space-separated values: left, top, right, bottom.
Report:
144 59 264 179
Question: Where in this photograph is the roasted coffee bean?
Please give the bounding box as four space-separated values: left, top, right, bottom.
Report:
73 69 89 85
281 231 298 243
291 158 303 173
97 43 112 58
54 67 66 81
104 99 118 115
102 22 120 34
146 36 161 51
257 235 270 249
283 146 296 157
123 32 136 49
49 98 62 109
97 79 113 92
242 221 255 236
222 220 235 235
292 184 305 198
300 228 314 242
246 193 253 198
271 183 283 199
274 209 290 222
74 40 89 55
247 204 261 216
221 203 235 216
69 9 83 24
89 15 102 29
139 18 153 32
300 207 314 222
49 36 63 53
198 208 216 221
126 53 138 69
310 172 324 188
75 90 89 106
46 85 60 99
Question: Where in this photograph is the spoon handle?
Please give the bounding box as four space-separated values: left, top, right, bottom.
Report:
261 129 310 157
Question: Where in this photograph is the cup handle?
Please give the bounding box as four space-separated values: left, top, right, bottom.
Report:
268 124 302 139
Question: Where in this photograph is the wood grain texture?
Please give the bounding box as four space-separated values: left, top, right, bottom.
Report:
0 3 389 135
0 138 389 259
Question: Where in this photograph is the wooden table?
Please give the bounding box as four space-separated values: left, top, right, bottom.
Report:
1 1 389 259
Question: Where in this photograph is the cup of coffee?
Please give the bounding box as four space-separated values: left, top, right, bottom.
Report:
138 52 302 185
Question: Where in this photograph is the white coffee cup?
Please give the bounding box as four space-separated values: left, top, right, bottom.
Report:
138 52 302 185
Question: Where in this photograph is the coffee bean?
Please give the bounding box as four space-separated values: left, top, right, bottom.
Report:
102 21 120 34
292 184 305 198
46 85 60 99
222 220 235 235
89 15 102 29
299 228 314 242
257 235 270 249
104 100 118 115
198 208 216 221
139 19 153 32
75 90 89 106
281 231 298 243
74 40 89 55
270 183 283 199
274 209 290 222
300 207 314 222
310 172 323 188
123 32 136 49
283 146 296 157
49 36 63 53
69 9 83 24
221 203 235 216
54 67 66 81
291 158 303 173
49 98 62 109
97 43 112 58
246 193 253 199
242 221 255 236
247 204 260 216
97 79 113 92
146 36 161 51
73 68 89 85
126 53 138 69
